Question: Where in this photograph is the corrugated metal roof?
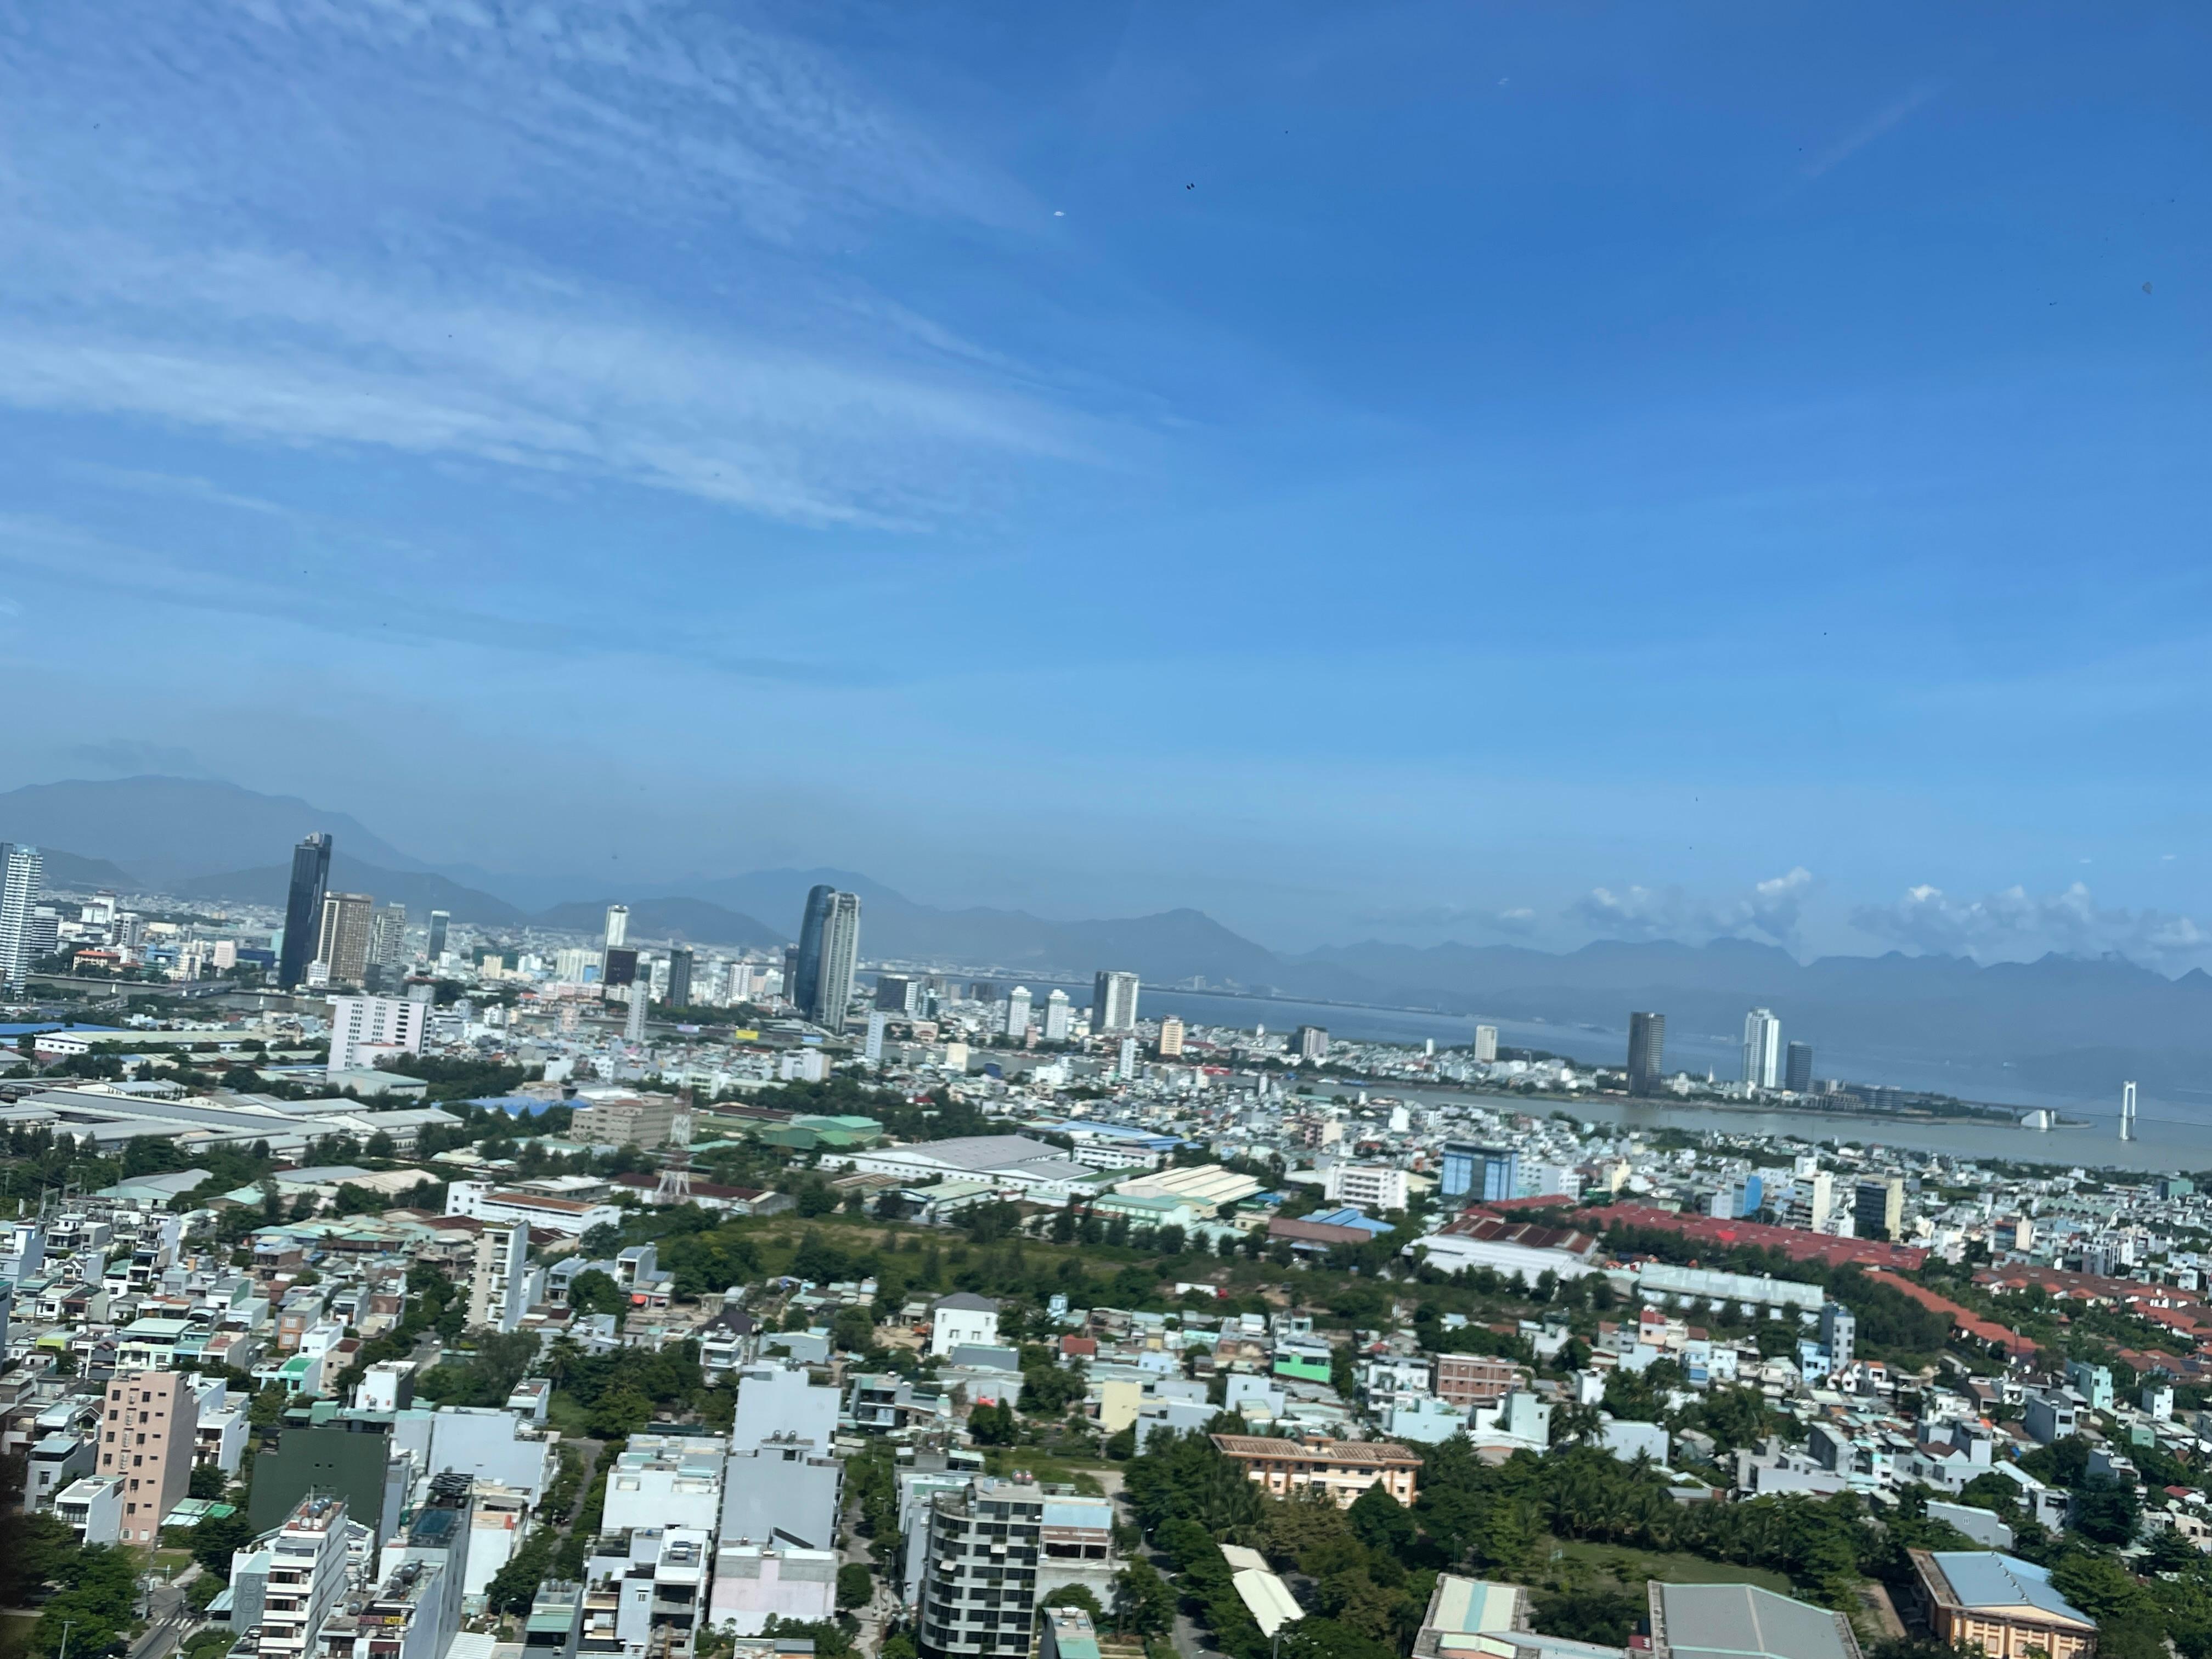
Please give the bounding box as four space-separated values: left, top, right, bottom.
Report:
1933 1553 2092 1624
1654 1583 1859 1659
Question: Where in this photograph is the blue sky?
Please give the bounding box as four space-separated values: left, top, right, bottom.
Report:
2 2 2209 962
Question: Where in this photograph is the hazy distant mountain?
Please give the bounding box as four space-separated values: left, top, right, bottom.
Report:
678 869 1294 986
0 776 427 883
172 853 528 926
7 772 2207 1102
1298 934 2212 1101
534 897 781 949
28 848 144 893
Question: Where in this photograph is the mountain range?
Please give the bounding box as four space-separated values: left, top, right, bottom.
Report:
5 774 2209 1101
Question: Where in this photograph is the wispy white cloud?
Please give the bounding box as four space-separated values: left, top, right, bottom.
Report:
1801 82 1940 180
0 0 1106 529
1850 880 2207 966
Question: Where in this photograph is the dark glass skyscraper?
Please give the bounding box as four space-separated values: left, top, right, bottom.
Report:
806 890 861 1028
1785 1041 1814 1093
1626 1011 1665 1096
792 883 835 1014
278 832 331 989
666 946 694 1009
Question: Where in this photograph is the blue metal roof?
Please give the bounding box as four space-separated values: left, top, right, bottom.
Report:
1934 1552 2092 1624
1306 1206 1394 1234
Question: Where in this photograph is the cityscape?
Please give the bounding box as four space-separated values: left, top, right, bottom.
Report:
4 7 2208 1659
0 826 2204 1659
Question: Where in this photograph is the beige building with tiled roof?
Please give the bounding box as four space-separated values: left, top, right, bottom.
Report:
1210 1434 1421 1506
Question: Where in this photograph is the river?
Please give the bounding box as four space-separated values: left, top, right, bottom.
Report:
1115 985 2210 1175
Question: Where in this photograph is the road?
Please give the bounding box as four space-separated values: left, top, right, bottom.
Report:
129 1573 195 1659
837 1499 895 1655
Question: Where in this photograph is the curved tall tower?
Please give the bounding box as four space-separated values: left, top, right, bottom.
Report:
808 890 862 1029
793 883 835 1015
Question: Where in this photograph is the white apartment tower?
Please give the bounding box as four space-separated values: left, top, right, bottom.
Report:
1741 1008 1782 1091
367 903 409 980
1472 1024 1499 1063
1004 987 1032 1041
256 1496 351 1659
0 843 46 989
328 995 428 1076
1091 969 1140 1034
604 905 630 949
916 1477 1116 1659
469 1223 529 1333
1042 989 1071 1042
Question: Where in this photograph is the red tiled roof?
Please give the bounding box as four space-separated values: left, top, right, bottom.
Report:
1438 1211 1598 1256
1864 1268 2038 1358
1581 1203 1927 1271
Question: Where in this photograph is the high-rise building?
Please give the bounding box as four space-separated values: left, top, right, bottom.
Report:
1440 1142 1519 1203
0 843 44 990
876 974 923 1015
469 1222 529 1333
24 905 60 970
1004 986 1032 1041
1042 989 1071 1042
1742 1008 1782 1091
1471 1024 1499 1064
1853 1177 1904 1240
665 946 695 1010
314 892 376 985
1117 1035 1138 1079
865 1011 889 1063
917 1477 1116 1659
279 833 331 988
807 890 861 1029
1294 1025 1330 1063
366 903 408 988
793 885 835 1014
601 904 632 989
2120 1080 2138 1142
570 1093 684 1148
1819 1303 1855 1372
1092 969 1141 1033
625 981 649 1043
252 1494 351 1659
1626 1012 1666 1095
1156 1015 1184 1058
99 1369 200 1545
328 995 428 1076
1784 1041 1814 1093
426 909 450 958
1806 1170 1835 1232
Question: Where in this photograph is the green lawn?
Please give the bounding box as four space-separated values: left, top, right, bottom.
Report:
1548 1539 1795 1595
0 1612 38 1659
545 1389 593 1437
